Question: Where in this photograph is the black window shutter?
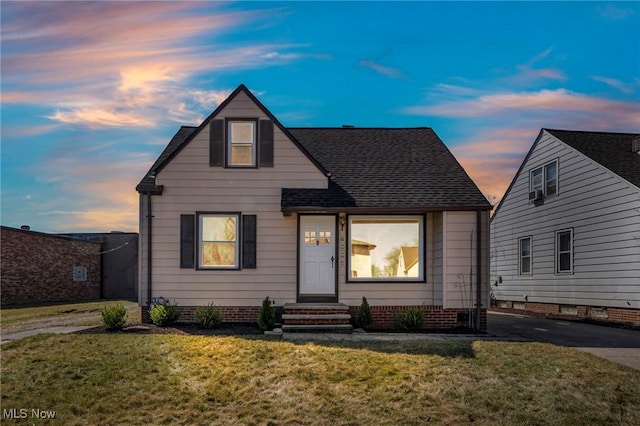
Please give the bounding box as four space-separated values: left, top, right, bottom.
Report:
209 119 224 167
242 215 257 269
180 214 195 269
259 119 274 167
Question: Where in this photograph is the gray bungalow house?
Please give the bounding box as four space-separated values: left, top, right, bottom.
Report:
491 129 640 326
136 84 491 330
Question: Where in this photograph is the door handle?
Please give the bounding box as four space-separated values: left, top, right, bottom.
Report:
331 256 335 268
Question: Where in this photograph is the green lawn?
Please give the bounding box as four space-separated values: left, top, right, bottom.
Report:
0 300 140 333
1 334 638 425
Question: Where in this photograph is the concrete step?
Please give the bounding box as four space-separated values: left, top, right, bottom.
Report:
282 324 353 334
282 314 351 320
283 303 350 314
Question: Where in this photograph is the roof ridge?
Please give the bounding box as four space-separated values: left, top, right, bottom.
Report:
544 128 640 136
287 126 434 130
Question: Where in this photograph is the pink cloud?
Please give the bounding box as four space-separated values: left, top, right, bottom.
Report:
2 2 302 129
405 88 640 128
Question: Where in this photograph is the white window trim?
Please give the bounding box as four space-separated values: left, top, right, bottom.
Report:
347 215 424 282
555 228 573 274
198 213 240 269
227 120 257 167
529 159 559 200
518 236 532 276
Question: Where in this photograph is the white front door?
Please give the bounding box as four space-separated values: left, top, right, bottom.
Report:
299 215 336 299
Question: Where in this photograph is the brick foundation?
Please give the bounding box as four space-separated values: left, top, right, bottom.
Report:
1 226 101 306
142 306 263 324
493 301 640 326
141 304 488 330
348 305 487 330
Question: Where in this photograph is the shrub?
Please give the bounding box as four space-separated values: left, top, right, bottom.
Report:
149 300 180 326
194 303 223 329
257 297 276 331
396 307 424 331
356 297 373 330
101 303 128 330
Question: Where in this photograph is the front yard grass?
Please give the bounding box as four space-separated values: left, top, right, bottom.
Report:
0 300 140 333
1 334 638 425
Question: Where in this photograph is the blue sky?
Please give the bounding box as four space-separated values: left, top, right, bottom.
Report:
2 1 639 233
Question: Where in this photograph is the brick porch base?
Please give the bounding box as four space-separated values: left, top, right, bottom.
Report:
142 304 487 330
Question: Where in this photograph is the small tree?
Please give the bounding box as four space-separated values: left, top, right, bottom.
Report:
356 297 373 330
257 297 276 331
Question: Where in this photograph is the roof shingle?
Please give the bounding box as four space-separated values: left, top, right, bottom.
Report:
284 127 490 211
545 129 640 188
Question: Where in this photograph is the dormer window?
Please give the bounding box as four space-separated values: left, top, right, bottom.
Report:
228 120 256 167
530 160 558 201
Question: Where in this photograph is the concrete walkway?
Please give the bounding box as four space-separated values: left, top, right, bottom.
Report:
0 326 95 345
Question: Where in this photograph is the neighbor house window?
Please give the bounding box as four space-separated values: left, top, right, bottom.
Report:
348 215 424 281
518 236 532 275
227 120 256 166
530 160 558 198
198 214 240 269
556 229 573 274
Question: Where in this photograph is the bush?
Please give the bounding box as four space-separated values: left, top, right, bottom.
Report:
149 300 180 326
194 303 223 329
101 303 128 330
396 307 424 331
355 297 373 330
257 297 276 331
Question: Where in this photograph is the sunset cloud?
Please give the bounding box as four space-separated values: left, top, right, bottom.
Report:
359 60 404 79
405 83 640 205
2 2 301 130
591 76 638 94
405 88 640 128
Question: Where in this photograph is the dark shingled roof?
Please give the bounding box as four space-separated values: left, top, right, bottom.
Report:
284 127 491 211
545 129 640 188
136 124 491 211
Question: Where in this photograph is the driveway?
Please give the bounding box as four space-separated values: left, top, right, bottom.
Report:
488 311 640 370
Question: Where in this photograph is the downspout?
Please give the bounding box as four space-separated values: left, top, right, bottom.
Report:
476 211 482 331
146 192 153 309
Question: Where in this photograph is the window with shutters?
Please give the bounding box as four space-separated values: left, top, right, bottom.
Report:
198 214 240 269
227 120 256 167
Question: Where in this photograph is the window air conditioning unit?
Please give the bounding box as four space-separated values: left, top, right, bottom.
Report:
528 189 543 201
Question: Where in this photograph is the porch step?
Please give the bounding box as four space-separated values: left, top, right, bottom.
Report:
282 324 353 334
282 303 352 333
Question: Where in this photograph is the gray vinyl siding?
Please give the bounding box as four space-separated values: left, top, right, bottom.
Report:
443 211 483 309
139 91 327 307
491 130 640 310
432 212 444 305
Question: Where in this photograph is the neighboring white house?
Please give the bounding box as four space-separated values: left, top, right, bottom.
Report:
136 84 492 330
397 246 419 278
491 129 640 326
350 239 376 278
